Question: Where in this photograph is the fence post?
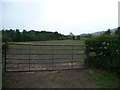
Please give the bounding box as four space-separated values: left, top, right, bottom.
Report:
71 46 73 69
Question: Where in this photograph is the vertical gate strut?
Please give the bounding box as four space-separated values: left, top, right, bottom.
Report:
29 45 31 71
71 46 73 69
52 46 54 70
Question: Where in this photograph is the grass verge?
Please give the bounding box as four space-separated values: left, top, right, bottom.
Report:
88 69 119 88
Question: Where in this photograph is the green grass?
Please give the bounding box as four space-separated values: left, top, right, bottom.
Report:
9 39 86 45
88 69 119 88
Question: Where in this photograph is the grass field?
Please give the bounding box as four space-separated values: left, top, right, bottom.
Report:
10 39 86 45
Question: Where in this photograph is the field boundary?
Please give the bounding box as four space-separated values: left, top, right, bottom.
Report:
5 43 87 72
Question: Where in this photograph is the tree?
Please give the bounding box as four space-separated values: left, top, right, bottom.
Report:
2 30 12 42
115 27 120 35
15 29 21 42
2 29 68 42
103 29 111 35
53 31 60 40
72 36 75 40
76 35 81 40
21 30 29 41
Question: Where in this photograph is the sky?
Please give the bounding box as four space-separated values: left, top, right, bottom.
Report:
0 0 119 35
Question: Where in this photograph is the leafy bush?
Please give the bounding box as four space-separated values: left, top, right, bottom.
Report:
85 35 120 73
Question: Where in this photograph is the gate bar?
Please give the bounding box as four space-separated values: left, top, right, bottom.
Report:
9 43 85 46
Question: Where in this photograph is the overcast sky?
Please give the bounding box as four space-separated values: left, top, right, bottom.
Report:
0 0 119 35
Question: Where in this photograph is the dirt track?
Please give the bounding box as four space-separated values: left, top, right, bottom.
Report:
6 69 99 88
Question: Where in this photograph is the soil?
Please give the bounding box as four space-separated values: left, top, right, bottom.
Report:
5 68 99 88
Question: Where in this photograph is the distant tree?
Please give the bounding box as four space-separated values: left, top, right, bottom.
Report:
76 35 81 40
28 30 39 41
115 27 120 35
15 29 21 42
103 29 111 35
72 36 75 40
2 29 68 42
2 30 12 42
53 31 60 40
8 29 15 41
21 30 29 41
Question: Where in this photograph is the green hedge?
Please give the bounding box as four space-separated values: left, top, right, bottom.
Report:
85 35 120 73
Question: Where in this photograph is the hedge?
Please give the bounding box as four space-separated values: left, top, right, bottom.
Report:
85 35 120 73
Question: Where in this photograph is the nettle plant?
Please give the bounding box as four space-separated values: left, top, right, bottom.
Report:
85 35 120 72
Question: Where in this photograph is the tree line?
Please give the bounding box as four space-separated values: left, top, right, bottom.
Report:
2 29 80 42
102 27 120 35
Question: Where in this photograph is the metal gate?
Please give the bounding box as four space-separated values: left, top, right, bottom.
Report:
5 43 86 71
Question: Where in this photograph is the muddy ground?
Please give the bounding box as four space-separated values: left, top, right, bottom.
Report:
5 68 99 88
